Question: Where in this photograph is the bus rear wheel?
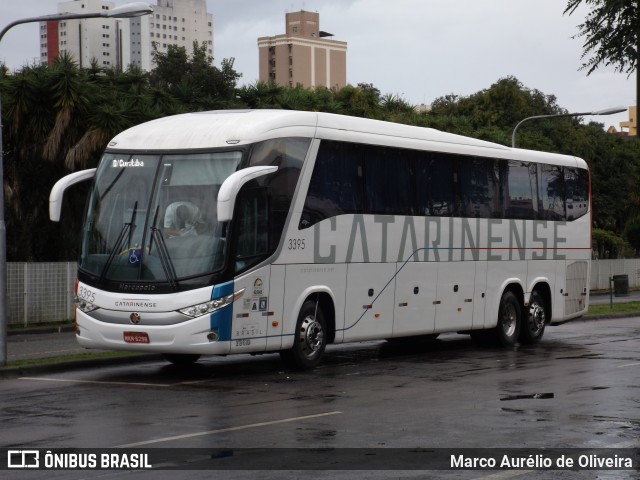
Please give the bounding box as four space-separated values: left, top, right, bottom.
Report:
519 291 546 344
493 291 521 347
162 353 201 366
280 300 327 370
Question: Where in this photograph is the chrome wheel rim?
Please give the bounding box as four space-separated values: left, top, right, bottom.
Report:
528 302 546 334
501 303 517 338
299 315 324 357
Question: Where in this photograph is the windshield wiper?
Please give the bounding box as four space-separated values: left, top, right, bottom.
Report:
150 205 179 291
99 201 137 283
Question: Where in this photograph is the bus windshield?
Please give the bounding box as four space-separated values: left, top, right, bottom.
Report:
80 150 243 286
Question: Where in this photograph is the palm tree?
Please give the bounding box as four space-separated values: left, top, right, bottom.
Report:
44 52 91 162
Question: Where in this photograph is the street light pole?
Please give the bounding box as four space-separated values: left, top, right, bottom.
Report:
511 106 627 148
0 2 153 366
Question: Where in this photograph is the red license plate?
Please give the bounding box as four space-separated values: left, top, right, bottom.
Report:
123 332 150 344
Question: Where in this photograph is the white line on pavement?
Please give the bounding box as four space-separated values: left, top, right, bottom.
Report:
115 411 344 448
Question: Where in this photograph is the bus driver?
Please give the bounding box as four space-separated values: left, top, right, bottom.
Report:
164 201 203 237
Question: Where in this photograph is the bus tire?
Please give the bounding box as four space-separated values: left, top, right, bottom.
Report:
493 291 521 347
519 290 546 344
280 300 327 370
162 353 201 366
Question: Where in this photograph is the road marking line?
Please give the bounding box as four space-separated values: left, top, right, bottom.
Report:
115 411 343 448
174 379 213 385
19 377 171 387
617 362 640 368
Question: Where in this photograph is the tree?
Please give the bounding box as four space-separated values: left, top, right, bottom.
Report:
150 42 241 110
427 76 570 148
564 0 639 133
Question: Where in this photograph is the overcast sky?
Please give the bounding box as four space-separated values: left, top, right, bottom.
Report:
0 0 634 130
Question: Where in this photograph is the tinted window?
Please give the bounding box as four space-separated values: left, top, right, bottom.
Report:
565 167 589 220
249 137 309 245
364 145 412 215
235 187 269 272
235 137 310 272
504 161 536 219
415 152 455 216
299 140 586 226
539 164 565 220
459 156 500 218
300 141 362 228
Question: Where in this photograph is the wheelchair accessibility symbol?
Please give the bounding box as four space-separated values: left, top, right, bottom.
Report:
128 248 141 265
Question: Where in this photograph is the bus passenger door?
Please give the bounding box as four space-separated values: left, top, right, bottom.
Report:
435 262 476 332
392 261 437 337
343 264 396 342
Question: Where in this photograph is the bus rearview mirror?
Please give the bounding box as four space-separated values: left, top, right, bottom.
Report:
217 166 278 222
49 168 97 222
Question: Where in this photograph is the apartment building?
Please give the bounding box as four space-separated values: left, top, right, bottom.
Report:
619 106 637 136
40 0 213 71
258 10 347 89
40 0 124 68
129 0 213 71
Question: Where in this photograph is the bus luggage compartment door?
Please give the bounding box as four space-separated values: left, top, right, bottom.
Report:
343 263 396 342
392 261 437 338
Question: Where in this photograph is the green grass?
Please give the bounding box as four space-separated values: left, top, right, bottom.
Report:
587 301 640 317
5 351 148 368
8 320 72 331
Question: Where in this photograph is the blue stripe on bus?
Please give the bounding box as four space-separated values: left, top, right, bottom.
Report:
211 280 234 342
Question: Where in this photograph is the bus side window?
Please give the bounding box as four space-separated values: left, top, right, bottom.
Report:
504 160 536 220
539 165 565 220
565 167 589 220
248 137 308 244
234 186 270 272
415 153 455 217
300 141 362 228
363 145 412 215
458 156 499 218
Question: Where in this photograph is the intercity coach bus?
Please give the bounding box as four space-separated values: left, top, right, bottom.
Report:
50 110 590 369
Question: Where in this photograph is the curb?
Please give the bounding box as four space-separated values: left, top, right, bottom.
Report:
0 353 162 379
8 324 75 336
581 312 640 321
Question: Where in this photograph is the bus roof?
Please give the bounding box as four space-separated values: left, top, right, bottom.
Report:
107 110 585 168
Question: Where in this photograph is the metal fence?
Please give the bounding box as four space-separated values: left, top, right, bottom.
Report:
4 260 640 328
7 262 76 327
590 259 640 291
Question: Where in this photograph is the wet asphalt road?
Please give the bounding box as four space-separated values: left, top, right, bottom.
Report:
1 316 639 479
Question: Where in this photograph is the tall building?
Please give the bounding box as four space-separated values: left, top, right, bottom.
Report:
619 106 637 136
40 0 125 69
128 0 213 71
258 10 347 89
39 0 214 71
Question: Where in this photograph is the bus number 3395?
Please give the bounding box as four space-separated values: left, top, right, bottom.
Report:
288 238 305 250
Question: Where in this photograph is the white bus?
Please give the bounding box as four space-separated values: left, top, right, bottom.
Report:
50 110 591 369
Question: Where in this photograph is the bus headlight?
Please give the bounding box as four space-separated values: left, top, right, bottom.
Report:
179 288 245 318
75 296 99 313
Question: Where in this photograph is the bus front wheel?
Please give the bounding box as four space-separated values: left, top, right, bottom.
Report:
280 300 327 370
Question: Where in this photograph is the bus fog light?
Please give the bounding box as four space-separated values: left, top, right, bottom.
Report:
207 331 219 342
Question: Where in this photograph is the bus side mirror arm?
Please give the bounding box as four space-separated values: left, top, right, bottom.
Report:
49 168 97 222
217 166 278 222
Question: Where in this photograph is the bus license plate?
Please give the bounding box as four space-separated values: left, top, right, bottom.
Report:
123 332 150 344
